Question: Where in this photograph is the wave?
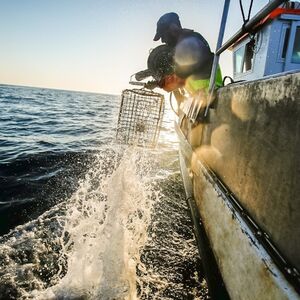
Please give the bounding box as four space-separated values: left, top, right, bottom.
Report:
0 150 95 235
0 145 207 299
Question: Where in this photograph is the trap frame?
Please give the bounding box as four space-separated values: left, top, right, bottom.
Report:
116 89 164 148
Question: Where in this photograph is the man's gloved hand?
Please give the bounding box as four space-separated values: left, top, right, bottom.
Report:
144 80 159 90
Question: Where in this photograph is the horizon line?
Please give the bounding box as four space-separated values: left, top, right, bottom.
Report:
0 82 121 97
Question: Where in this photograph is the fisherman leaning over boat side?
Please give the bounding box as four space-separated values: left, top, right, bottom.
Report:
135 12 222 100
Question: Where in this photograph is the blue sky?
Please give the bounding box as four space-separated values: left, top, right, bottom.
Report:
0 0 268 94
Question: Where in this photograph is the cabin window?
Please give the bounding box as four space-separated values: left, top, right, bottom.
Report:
281 27 290 59
243 39 255 72
234 39 255 74
234 45 245 73
292 26 300 63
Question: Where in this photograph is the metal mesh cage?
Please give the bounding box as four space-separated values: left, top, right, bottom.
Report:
116 89 164 147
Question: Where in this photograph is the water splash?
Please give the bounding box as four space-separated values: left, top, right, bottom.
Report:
0 145 208 299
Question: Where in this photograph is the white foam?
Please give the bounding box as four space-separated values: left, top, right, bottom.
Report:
30 147 158 299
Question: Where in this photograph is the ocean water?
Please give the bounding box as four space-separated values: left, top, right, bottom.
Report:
0 84 208 299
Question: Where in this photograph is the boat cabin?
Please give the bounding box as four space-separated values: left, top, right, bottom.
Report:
232 3 300 81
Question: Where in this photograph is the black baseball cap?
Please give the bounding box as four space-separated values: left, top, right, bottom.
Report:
153 12 181 41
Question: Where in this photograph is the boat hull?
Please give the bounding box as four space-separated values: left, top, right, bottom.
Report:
176 71 300 299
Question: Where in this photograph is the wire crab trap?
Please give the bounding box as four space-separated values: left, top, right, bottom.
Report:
116 88 164 148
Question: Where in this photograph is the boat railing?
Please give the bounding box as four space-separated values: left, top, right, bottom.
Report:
205 0 289 117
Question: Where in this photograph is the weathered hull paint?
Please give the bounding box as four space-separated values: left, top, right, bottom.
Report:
176 71 300 299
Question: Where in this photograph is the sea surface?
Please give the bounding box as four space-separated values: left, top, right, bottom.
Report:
0 84 208 299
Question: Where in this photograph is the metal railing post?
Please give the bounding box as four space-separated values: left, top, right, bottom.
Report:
205 0 230 117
